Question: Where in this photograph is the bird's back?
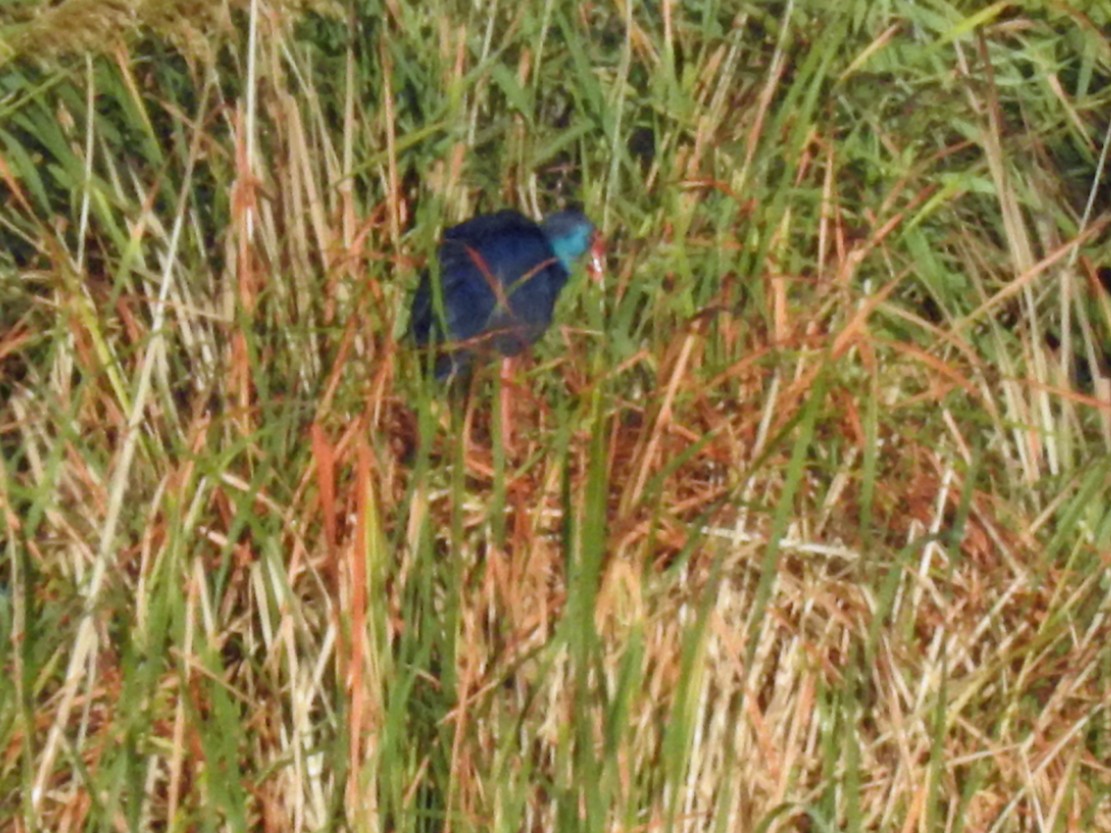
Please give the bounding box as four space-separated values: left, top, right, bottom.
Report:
410 210 569 368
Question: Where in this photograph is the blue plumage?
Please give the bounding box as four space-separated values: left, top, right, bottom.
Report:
410 208 595 378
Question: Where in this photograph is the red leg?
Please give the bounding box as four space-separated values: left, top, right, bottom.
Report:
499 357 515 453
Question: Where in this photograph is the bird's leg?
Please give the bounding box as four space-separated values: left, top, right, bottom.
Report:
498 357 515 454
462 370 478 463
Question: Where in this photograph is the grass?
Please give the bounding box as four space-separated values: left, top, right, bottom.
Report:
2 0 1111 831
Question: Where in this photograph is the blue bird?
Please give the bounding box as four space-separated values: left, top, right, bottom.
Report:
410 208 600 379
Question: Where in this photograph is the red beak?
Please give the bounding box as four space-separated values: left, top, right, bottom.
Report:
588 231 606 283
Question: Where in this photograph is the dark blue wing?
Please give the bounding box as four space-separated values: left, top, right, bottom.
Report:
409 210 570 363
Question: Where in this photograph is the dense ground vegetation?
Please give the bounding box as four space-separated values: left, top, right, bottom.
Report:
2 1 1110 830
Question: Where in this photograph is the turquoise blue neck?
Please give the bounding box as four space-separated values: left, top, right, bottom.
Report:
549 233 590 271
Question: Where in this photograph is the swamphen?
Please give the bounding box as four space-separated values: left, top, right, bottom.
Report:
409 208 599 380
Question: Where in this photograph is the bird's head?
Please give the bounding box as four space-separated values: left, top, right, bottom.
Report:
541 209 598 273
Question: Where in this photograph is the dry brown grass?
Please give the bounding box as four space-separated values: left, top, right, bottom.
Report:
2 1 1110 831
